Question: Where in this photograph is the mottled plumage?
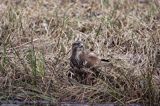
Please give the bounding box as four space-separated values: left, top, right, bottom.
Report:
70 41 109 69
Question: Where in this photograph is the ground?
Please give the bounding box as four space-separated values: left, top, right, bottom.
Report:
0 0 160 105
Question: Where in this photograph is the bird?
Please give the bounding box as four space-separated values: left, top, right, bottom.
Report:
70 40 109 69
69 40 110 84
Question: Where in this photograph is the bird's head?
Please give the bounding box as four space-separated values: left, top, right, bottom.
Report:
72 41 84 52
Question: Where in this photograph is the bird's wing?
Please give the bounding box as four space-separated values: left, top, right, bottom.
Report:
80 51 100 68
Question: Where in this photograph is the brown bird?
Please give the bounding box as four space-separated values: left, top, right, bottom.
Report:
70 40 109 69
69 40 110 84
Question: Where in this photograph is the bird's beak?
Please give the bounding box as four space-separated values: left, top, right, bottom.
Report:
79 43 84 48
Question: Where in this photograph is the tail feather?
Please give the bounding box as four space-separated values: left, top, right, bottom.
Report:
101 59 110 62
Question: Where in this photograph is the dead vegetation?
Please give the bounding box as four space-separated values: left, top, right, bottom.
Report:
0 0 160 105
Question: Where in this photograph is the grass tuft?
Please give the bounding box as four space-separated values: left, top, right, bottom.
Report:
0 0 160 105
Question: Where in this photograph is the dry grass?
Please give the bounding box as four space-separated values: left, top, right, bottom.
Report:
0 0 160 105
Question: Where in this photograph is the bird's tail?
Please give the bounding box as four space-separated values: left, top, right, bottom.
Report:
101 59 110 62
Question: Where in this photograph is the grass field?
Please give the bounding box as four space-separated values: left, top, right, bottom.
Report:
0 0 160 105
